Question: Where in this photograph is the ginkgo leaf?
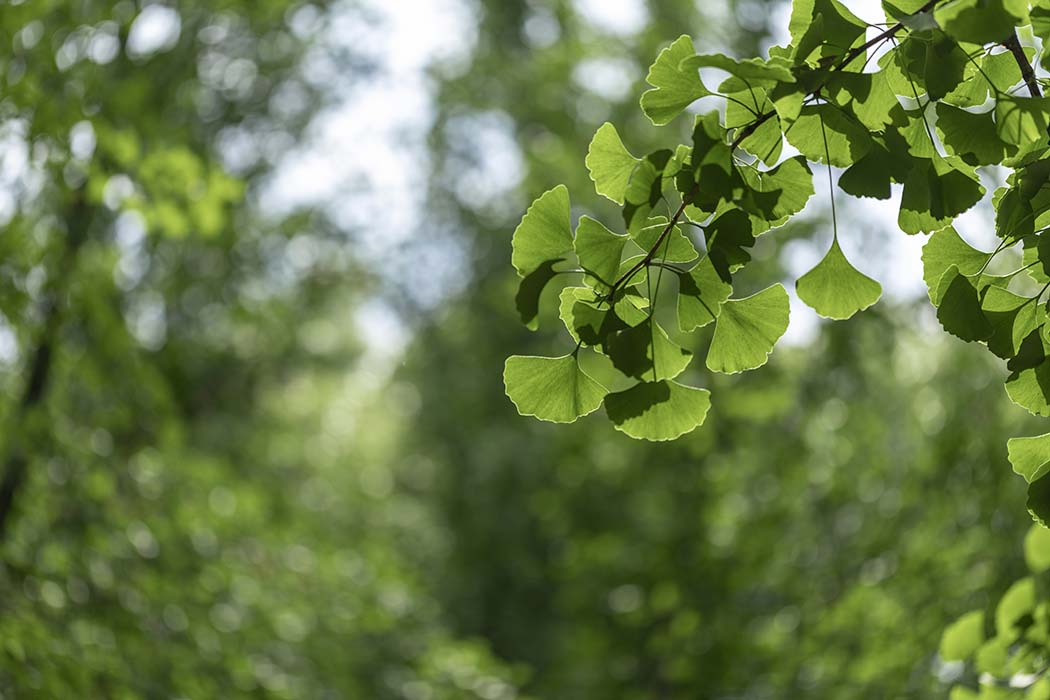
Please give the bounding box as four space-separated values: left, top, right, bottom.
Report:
786 104 872 168
796 239 882 319
586 123 639 204
934 266 992 342
996 96 1050 147
504 354 607 423
994 576 1036 636
1030 474 1050 528
633 217 698 263
706 284 790 374
935 0 1028 45
1006 358 1050 416
937 103 1014 166
516 260 562 330
838 142 900 200
940 611 985 662
1008 432 1050 483
511 185 573 277
604 380 712 441
624 150 674 232
640 35 711 126
1024 523 1050 572
607 319 693 381
678 54 794 84
899 157 984 234
921 227 991 302
677 256 733 331
981 286 1041 359
738 156 815 225
788 0 867 59
575 216 627 287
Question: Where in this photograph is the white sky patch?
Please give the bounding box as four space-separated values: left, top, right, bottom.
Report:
573 0 649 36
126 5 181 59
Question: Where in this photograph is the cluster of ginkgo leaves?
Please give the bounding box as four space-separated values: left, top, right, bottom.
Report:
504 0 1050 462
940 525 1050 699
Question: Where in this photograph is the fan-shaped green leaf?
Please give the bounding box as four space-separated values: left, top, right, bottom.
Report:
786 104 872 167
1009 432 1050 483
511 185 573 276
899 157 984 234
921 227 991 302
608 319 693 381
677 257 733 331
707 284 790 374
640 35 711 126
604 380 712 441
935 0 1028 44
633 217 698 263
940 611 985 661
1006 358 1050 416
796 239 882 319
504 354 607 423
1024 523 1050 572
575 216 627 287
586 123 640 204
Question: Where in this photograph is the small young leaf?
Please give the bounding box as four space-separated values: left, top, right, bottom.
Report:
640 35 711 126
1006 358 1050 416
796 239 882 319
939 611 985 662
1024 523 1050 572
604 380 712 441
1010 433 1050 484
512 185 573 276
706 284 790 374
586 123 640 205
504 354 607 423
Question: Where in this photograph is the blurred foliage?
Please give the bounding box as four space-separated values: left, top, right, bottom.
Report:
0 0 1046 698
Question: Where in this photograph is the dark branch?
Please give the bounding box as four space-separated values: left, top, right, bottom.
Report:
1003 31 1042 97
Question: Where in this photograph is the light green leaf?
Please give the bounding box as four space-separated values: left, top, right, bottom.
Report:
921 227 991 302
789 0 867 60
604 380 712 441
1006 359 1050 416
504 354 607 423
586 123 640 204
575 216 627 287
935 0 1028 44
511 185 573 276
995 576 1036 636
679 54 794 84
707 284 790 374
1024 524 1050 572
937 103 1013 166
786 104 872 167
939 610 984 661
624 150 673 232
632 217 698 263
608 319 693 381
1008 432 1050 483
677 256 733 331
640 36 711 126
996 96 1050 146
796 239 882 319
982 286 1041 359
